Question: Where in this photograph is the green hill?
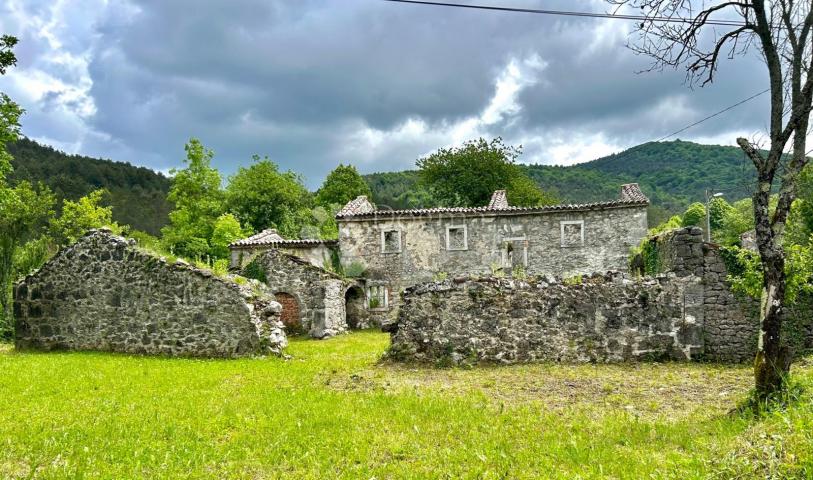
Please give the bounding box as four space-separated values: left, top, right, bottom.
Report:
5 138 757 232
364 140 756 225
6 138 172 235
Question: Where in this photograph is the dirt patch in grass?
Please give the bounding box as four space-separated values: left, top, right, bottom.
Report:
326 360 757 420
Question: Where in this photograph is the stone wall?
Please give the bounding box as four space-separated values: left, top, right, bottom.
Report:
244 249 364 338
390 273 708 364
13 230 287 357
339 205 648 326
651 227 759 361
231 243 337 270
389 227 763 364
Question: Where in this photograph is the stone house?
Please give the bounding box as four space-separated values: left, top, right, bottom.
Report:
229 183 649 335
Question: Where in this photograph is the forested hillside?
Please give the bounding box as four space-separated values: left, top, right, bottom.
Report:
364 140 756 224
6 138 172 235
6 138 757 232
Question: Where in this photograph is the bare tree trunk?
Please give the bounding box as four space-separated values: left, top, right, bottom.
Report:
753 251 791 395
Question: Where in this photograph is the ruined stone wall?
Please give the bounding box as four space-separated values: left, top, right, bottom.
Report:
652 227 759 361
339 205 648 325
390 274 708 364
245 250 358 338
14 230 287 357
387 227 767 364
230 243 337 270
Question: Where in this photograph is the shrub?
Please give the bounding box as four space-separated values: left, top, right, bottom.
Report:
344 261 366 278
242 260 268 284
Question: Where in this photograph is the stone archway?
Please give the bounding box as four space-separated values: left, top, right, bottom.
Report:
344 286 367 330
274 292 302 334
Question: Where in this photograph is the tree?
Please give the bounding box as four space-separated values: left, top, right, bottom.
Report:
609 0 813 396
682 202 706 228
505 175 559 207
315 164 372 207
49 189 123 246
417 137 556 207
0 35 55 337
161 139 224 258
225 155 312 237
209 213 248 259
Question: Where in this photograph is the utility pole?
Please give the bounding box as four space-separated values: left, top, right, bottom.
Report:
705 189 724 242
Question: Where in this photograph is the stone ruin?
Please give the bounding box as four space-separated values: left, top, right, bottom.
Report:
388 227 762 364
13 230 287 357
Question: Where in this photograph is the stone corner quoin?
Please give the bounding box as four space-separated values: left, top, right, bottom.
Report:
13 229 287 358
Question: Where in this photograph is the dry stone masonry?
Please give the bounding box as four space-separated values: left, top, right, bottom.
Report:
14 230 287 357
243 249 367 338
389 227 760 364
390 274 708 364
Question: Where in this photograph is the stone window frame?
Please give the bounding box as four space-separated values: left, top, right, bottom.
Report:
380 229 402 254
560 220 585 248
445 225 468 251
367 284 389 311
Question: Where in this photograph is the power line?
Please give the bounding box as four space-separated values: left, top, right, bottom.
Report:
381 0 747 27
652 88 770 142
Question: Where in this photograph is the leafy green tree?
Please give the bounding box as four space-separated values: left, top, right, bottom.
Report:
49 189 123 245
209 213 248 259
225 155 311 237
730 241 813 303
161 139 224 258
0 35 55 337
315 164 372 207
715 198 755 246
681 202 706 228
417 137 555 207
505 175 558 207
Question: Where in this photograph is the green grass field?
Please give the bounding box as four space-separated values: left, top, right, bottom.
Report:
1 331 811 479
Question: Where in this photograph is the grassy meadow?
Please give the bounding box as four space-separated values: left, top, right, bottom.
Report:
0 331 811 479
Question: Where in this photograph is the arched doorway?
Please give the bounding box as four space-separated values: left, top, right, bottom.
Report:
344 286 367 330
274 292 302 334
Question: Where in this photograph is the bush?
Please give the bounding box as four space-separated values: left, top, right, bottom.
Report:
242 260 267 284
682 202 706 228
344 261 366 278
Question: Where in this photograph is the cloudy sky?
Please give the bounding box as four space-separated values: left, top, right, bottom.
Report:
0 0 770 188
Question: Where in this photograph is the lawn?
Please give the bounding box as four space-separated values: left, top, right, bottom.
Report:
0 331 811 479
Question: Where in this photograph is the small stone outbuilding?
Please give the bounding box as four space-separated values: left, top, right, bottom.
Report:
243 249 370 338
13 230 287 357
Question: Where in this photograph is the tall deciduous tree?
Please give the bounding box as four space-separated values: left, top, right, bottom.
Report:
161 139 225 258
0 35 55 336
609 0 813 396
417 137 557 207
315 164 372 207
225 155 312 237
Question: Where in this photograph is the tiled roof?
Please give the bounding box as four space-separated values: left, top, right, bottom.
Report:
229 228 337 248
336 184 649 219
488 190 509 209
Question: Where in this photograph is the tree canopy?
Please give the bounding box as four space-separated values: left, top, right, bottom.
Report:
417 137 556 208
225 155 312 237
161 139 225 259
315 164 371 207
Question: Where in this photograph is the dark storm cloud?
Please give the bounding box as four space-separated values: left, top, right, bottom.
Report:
0 0 770 186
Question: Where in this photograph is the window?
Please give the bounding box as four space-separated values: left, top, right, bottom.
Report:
446 225 468 250
560 220 585 247
367 285 389 310
381 229 401 253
